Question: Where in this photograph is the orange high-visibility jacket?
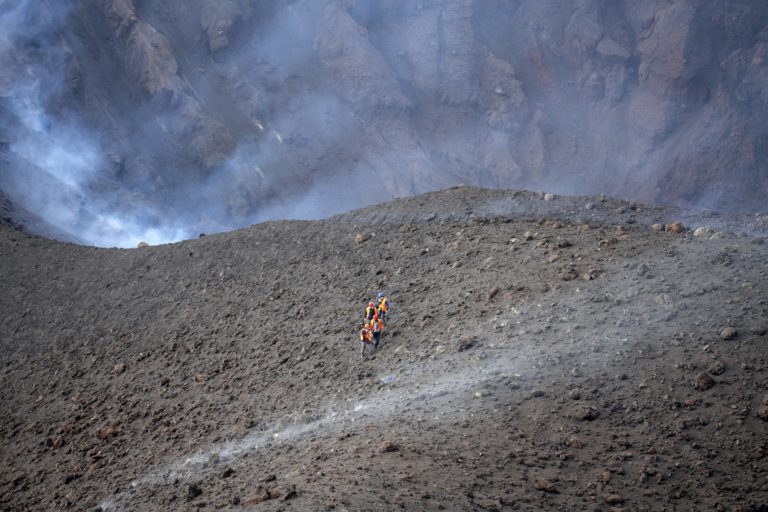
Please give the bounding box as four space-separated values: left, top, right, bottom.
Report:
360 328 373 342
378 297 389 315
369 318 383 333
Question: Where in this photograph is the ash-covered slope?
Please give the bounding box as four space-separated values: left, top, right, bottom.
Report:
1 188 767 511
1 1 768 245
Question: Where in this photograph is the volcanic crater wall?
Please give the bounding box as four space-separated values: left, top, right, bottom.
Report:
0 0 767 245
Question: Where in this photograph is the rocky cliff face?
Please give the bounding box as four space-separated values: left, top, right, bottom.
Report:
1 0 767 245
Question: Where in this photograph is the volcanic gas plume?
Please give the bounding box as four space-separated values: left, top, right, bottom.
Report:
1 0 767 247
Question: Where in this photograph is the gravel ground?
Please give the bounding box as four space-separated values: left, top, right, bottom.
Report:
1 187 767 511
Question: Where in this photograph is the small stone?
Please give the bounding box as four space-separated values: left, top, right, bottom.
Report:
605 494 624 505
568 388 582 400
719 327 737 340
585 202 596 210
379 440 400 453
756 407 768 421
651 223 663 232
693 227 715 237
137 241 149 248
693 372 715 391
194 373 209 383
476 498 502 511
48 436 65 449
186 483 202 502
112 363 126 375
571 405 599 421
457 336 478 352
354 233 369 244
96 425 118 440
708 360 726 376
281 484 297 501
533 476 557 493
615 226 626 236
544 193 555 201
568 436 586 448
666 222 685 234
243 487 275 505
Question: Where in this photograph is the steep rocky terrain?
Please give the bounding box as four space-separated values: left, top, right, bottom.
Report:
1 187 767 511
1 1 767 245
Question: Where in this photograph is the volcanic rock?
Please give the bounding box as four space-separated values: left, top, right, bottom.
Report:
694 372 715 391
708 360 726 376
666 222 685 234
571 405 599 421
186 483 202 501
533 477 557 493
719 327 738 340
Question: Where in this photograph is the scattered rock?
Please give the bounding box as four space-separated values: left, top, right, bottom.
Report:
543 193 555 201
243 487 277 505
708 360 726 376
96 425 118 440
281 484 298 501
457 336 478 352
379 440 400 453
693 227 715 237
568 388 582 400
651 223 664 232
533 476 557 493
567 436 586 448
666 222 685 234
693 372 715 391
487 287 500 302
636 263 652 278
137 241 149 248
62 472 81 485
112 363 126 375
354 233 369 244
476 497 503 511
194 373 209 383
47 436 65 449
615 226 626 236
571 405 599 421
719 327 737 340
186 483 202 501
605 494 624 505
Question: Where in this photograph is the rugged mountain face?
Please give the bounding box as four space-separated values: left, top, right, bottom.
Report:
1 188 767 510
1 1 767 245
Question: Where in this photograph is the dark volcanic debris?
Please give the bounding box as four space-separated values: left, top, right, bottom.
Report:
1 188 767 510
